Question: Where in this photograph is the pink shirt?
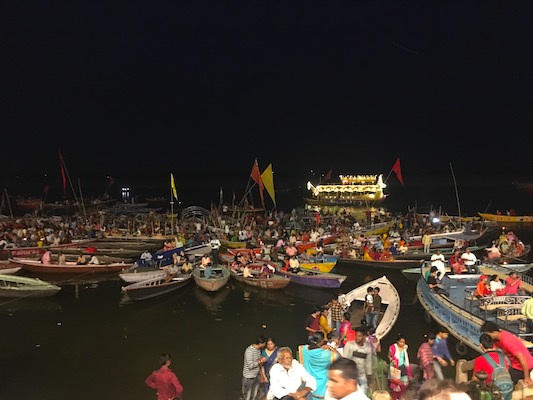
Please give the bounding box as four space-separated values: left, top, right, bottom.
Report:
145 366 183 400
495 330 533 371
505 276 521 295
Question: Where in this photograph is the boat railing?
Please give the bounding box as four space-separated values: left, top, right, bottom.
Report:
482 262 533 286
417 279 483 350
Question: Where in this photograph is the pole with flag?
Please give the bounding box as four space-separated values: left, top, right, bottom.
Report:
170 173 178 235
385 157 405 187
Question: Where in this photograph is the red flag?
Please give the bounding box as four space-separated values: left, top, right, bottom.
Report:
58 149 67 195
392 158 404 187
324 168 332 181
250 159 265 208
42 185 49 194
316 212 321 225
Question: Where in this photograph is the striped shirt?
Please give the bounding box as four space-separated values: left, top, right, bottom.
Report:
243 345 261 378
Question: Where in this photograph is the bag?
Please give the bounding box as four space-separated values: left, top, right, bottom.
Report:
390 365 402 381
481 350 514 400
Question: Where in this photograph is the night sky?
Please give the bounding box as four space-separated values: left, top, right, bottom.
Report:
2 2 533 210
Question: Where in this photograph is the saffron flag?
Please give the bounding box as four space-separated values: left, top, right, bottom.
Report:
170 173 178 200
58 149 67 195
250 159 265 208
324 168 332 181
392 158 405 187
261 163 276 207
316 212 321 225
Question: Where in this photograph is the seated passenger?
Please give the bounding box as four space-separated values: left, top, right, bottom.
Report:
449 251 465 274
76 253 88 265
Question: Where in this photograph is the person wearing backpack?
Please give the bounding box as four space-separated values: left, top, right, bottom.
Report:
472 333 513 400
481 321 533 387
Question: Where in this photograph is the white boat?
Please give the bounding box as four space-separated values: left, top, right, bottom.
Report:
119 268 167 283
0 274 61 298
340 275 400 340
0 260 22 275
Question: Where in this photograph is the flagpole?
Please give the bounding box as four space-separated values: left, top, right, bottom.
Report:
450 162 462 220
170 185 174 236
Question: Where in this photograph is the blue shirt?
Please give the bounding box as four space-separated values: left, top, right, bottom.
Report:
432 336 453 361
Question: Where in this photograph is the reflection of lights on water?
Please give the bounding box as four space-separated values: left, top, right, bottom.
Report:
244 291 250 301
262 324 267 329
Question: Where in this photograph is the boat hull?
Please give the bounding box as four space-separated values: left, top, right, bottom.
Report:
338 257 424 270
230 270 290 289
0 274 61 298
192 266 230 292
122 274 193 301
478 212 533 223
10 258 130 274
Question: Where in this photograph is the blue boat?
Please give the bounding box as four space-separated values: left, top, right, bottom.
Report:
416 266 533 355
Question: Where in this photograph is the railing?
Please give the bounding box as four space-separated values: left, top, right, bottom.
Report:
417 279 483 352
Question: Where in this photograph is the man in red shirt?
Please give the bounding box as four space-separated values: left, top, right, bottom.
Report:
481 321 533 386
305 308 321 340
473 333 510 383
145 353 184 400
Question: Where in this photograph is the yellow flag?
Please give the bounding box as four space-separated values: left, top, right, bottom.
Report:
261 164 276 207
170 173 178 200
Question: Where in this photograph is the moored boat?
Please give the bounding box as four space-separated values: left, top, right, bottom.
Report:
275 263 346 289
192 265 230 292
121 273 193 301
0 274 61 298
338 256 424 270
9 258 132 274
229 269 291 290
340 275 400 340
416 266 533 356
478 212 533 224
0 260 22 275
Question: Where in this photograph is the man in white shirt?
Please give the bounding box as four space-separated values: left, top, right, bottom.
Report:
430 250 446 280
460 248 479 274
325 358 369 400
268 347 316 400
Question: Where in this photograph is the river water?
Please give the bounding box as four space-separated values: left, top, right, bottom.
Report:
2 225 533 400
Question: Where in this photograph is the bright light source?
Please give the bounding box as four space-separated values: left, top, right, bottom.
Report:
432 218 440 224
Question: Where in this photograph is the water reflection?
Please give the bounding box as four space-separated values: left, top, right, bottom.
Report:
194 285 230 311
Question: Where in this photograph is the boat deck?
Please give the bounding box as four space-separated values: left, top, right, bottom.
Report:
431 273 532 343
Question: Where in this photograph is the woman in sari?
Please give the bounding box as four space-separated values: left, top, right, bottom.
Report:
298 331 341 399
258 337 279 399
388 333 412 400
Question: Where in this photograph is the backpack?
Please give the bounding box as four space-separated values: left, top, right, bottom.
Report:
481 350 513 400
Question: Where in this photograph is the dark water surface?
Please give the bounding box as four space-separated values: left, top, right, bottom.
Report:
2 226 533 400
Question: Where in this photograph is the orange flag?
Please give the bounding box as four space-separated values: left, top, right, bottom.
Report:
250 159 265 208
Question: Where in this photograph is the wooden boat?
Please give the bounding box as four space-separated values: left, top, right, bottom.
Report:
0 238 97 259
298 256 338 273
229 269 291 290
275 264 346 289
0 274 61 298
119 268 167 283
393 244 488 260
192 265 230 292
9 258 132 274
416 265 533 356
337 256 424 270
0 261 22 275
296 233 338 254
121 272 193 301
488 244 531 264
220 239 248 249
478 212 533 224
340 275 400 340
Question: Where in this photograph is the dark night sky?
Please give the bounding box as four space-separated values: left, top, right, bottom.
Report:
1 2 533 210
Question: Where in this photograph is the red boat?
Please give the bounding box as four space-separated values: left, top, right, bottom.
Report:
0 239 97 259
9 257 132 274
